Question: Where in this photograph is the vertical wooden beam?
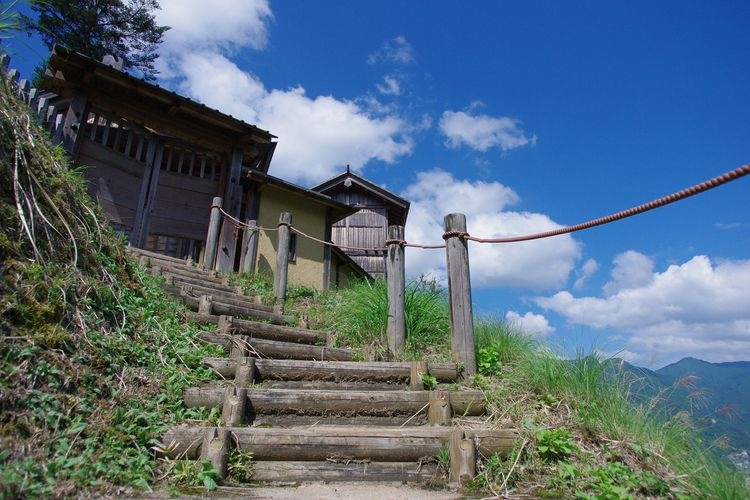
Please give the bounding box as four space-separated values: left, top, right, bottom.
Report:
273 212 292 304
234 356 255 386
444 213 477 377
216 149 244 272
221 385 247 425
386 225 406 357
240 219 258 275
129 139 162 247
410 361 428 390
60 89 88 160
199 427 228 480
449 428 476 485
322 218 333 290
203 197 223 270
428 390 452 426
198 295 213 315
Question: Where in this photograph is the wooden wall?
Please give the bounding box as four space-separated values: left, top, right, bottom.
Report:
329 188 388 278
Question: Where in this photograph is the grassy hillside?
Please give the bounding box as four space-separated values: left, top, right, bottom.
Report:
1 67 748 497
0 67 222 497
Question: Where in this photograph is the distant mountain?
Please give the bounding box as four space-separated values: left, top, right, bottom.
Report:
614 357 750 450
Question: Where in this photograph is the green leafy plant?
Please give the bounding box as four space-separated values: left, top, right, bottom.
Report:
227 448 254 483
169 460 219 491
478 346 501 375
421 372 438 390
535 428 578 462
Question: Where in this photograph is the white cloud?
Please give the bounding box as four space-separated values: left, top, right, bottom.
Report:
402 169 581 290
573 258 599 289
536 255 750 364
603 250 654 296
367 36 415 65
506 311 555 337
155 1 413 184
376 75 401 96
439 109 536 153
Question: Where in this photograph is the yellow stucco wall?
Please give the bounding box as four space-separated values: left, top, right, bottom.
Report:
255 185 328 290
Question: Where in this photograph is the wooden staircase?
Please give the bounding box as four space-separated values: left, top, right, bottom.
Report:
129 247 518 489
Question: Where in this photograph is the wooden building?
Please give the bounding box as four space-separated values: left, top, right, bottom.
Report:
33 46 367 289
312 169 410 278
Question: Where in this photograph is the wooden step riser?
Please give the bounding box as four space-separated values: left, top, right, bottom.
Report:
258 381 409 391
203 358 459 383
161 272 237 295
187 313 323 345
184 297 293 325
171 281 271 311
250 414 428 427
153 262 226 284
170 286 277 319
183 387 486 416
250 461 443 482
126 246 194 267
201 334 358 361
163 426 517 462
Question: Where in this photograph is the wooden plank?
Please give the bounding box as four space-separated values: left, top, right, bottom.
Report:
161 425 517 462
60 89 88 159
183 387 486 416
128 138 159 247
444 213 476 377
249 461 442 482
201 358 459 383
215 149 244 272
199 334 357 361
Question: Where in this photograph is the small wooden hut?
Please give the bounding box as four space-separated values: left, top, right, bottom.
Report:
312 169 410 278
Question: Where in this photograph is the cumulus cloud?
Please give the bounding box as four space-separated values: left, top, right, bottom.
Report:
402 169 581 290
155 1 413 184
439 109 536 153
367 36 415 65
506 311 555 337
536 254 750 363
603 250 654 296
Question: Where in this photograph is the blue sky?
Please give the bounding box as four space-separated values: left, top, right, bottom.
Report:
5 1 749 368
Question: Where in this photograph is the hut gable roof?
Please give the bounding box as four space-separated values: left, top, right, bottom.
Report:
311 170 410 226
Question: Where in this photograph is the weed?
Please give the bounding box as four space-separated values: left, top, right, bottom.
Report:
227 448 254 483
421 372 438 390
477 346 502 375
535 428 579 462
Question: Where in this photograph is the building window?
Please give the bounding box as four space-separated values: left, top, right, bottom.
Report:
289 233 297 263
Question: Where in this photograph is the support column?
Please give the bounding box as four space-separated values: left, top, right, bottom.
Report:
216 149 244 272
444 213 477 377
273 212 292 304
203 197 223 270
386 225 406 357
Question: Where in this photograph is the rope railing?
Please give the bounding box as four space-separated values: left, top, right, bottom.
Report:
216 164 750 252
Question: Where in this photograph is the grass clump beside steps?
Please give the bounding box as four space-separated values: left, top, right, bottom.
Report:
306 277 450 360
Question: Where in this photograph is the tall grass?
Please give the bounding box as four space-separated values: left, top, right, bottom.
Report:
310 278 450 359
481 323 749 498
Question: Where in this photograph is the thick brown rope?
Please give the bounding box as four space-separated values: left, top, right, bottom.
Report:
459 164 750 244
214 164 749 250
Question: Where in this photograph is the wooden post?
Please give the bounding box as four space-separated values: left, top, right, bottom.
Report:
203 197 223 270
410 361 428 390
129 138 162 247
230 335 250 359
221 385 247 425
273 212 292 304
234 356 255 386
444 213 477 377
449 428 476 485
218 315 234 334
428 390 452 426
60 89 88 158
215 149 244 272
199 427 228 480
198 295 213 315
240 219 258 275
386 225 406 357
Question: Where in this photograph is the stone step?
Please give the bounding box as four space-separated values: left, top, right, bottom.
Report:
203 358 460 383
200 333 359 361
